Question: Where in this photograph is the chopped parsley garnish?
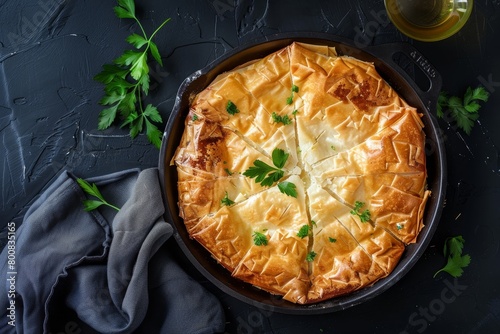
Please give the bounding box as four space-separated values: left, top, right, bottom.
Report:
221 192 235 206
292 109 299 116
272 112 293 125
329 237 337 243
224 168 233 176
286 84 299 105
306 251 317 262
297 225 310 239
191 114 198 121
226 100 240 115
350 201 371 223
434 236 471 278
253 231 268 246
243 148 297 198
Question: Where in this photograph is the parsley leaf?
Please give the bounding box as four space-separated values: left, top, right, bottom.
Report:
434 236 471 278
94 0 171 148
272 112 293 125
437 86 489 135
306 251 317 262
226 100 239 115
286 84 299 105
272 148 289 169
329 237 337 243
350 201 371 223
297 225 310 239
278 181 297 198
221 192 235 206
77 178 120 212
253 231 268 246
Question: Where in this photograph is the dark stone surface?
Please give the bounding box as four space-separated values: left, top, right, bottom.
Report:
1 0 499 332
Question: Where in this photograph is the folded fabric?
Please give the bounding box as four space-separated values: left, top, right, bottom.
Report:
0 168 225 333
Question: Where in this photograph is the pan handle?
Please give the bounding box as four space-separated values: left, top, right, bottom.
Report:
365 43 442 112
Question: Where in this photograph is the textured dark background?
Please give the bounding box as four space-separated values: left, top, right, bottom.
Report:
1 0 499 333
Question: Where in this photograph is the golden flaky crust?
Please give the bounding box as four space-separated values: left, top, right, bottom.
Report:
173 42 430 304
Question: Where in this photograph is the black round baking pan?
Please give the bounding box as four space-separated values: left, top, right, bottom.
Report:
158 32 447 314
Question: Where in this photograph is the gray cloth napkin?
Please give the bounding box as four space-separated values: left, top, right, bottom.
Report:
0 168 225 334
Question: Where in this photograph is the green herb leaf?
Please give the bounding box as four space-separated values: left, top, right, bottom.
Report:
350 201 371 223
271 148 289 169
149 41 163 66
98 105 119 130
143 104 162 123
434 236 471 278
114 5 135 19
471 86 489 102
221 192 235 206
286 84 299 104
278 181 297 198
77 178 120 211
145 118 163 149
226 100 239 115
116 0 135 16
437 86 489 135
306 251 317 262
126 33 148 49
297 225 310 239
243 160 281 186
253 231 268 246
129 53 148 80
272 112 293 125
329 237 337 243
82 200 105 211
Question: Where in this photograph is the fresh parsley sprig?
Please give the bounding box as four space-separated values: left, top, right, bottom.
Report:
77 178 120 212
437 86 489 135
434 235 471 278
243 159 284 187
252 231 268 246
286 84 299 105
306 250 317 262
297 225 310 239
94 0 171 149
350 201 371 223
226 100 240 115
272 112 293 125
221 191 235 206
243 148 297 197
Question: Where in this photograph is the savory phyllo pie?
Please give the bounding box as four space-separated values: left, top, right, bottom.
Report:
173 42 430 304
